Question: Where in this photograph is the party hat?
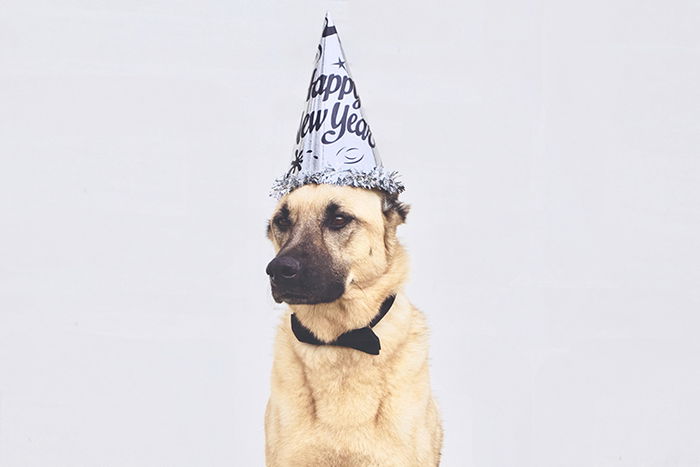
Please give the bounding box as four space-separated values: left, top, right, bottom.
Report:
270 13 404 199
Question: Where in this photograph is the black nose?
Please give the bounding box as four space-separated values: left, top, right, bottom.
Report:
266 256 301 281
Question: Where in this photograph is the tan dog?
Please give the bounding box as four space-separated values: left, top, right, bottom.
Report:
264 184 442 466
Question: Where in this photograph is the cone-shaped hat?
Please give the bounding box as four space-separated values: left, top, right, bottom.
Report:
271 14 404 199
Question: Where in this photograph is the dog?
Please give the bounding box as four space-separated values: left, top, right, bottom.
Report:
264 183 443 466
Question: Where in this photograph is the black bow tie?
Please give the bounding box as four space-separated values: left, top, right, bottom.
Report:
290 295 396 355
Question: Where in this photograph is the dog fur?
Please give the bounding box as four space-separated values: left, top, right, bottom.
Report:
265 184 442 466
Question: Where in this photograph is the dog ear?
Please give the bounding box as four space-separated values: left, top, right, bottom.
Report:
381 194 410 226
381 193 409 255
382 194 411 226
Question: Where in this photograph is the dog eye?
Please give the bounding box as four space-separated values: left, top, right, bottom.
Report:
328 215 351 230
274 217 291 230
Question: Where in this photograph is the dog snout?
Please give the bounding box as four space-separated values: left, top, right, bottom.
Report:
266 256 302 281
266 249 345 305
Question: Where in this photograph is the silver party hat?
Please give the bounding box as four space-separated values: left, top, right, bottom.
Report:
271 13 404 199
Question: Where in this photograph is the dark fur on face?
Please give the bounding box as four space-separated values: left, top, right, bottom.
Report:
266 187 409 305
266 202 348 304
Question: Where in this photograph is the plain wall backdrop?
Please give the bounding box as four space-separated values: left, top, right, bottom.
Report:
1 0 699 466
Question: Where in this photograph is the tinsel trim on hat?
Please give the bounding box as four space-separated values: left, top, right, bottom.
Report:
270 166 405 199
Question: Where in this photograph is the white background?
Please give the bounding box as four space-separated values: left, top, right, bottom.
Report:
1 1 699 466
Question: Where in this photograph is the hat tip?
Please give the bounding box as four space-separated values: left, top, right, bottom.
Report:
321 11 337 37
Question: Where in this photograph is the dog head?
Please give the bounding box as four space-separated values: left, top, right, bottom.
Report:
266 184 409 305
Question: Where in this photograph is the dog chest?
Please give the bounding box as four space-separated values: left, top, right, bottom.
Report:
304 352 386 427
